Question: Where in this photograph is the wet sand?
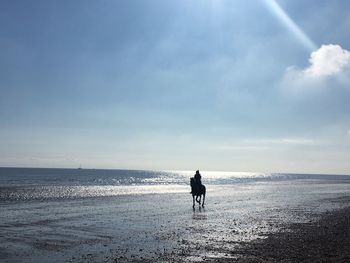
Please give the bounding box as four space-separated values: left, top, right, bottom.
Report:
232 205 350 262
1 182 349 262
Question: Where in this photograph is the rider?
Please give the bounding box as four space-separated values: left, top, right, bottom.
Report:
194 170 202 186
190 170 203 194
194 170 203 193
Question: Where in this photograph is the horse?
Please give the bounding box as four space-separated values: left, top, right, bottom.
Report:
190 177 206 208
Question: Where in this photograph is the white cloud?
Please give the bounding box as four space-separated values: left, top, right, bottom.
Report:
281 44 350 93
305 44 350 78
242 138 318 146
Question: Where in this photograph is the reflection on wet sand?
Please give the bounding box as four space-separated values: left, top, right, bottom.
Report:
192 207 207 220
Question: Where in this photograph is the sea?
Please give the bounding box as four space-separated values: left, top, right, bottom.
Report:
1 167 350 201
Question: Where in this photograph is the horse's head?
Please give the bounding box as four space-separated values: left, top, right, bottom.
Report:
190 177 195 187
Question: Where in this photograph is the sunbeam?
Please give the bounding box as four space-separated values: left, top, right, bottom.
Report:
263 0 317 51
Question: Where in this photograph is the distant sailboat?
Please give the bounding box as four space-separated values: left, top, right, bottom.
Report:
78 165 82 170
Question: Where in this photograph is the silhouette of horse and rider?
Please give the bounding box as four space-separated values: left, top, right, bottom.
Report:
190 170 206 208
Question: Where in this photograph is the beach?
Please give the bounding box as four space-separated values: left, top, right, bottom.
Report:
1 168 350 262
233 203 350 262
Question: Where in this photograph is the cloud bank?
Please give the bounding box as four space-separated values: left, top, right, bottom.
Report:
282 44 350 93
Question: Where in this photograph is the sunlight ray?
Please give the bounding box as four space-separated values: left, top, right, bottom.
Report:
263 0 317 51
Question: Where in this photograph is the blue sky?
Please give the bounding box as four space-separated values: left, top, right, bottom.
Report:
1 0 350 174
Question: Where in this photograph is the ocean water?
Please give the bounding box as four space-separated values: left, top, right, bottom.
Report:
0 168 350 201
1 167 350 201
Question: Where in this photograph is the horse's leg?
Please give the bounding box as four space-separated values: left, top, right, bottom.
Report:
192 195 195 208
202 186 206 207
195 195 201 205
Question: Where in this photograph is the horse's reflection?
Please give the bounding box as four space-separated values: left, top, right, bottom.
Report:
192 206 207 220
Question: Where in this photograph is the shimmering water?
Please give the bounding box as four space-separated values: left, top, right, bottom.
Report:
1 167 350 201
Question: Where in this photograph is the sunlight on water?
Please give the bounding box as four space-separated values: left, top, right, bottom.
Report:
0 185 189 201
166 170 277 184
1 168 349 202
172 170 265 179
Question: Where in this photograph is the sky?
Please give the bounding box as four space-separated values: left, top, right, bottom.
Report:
1 0 350 174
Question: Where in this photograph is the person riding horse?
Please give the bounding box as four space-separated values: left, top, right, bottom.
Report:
190 170 206 208
191 170 202 194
